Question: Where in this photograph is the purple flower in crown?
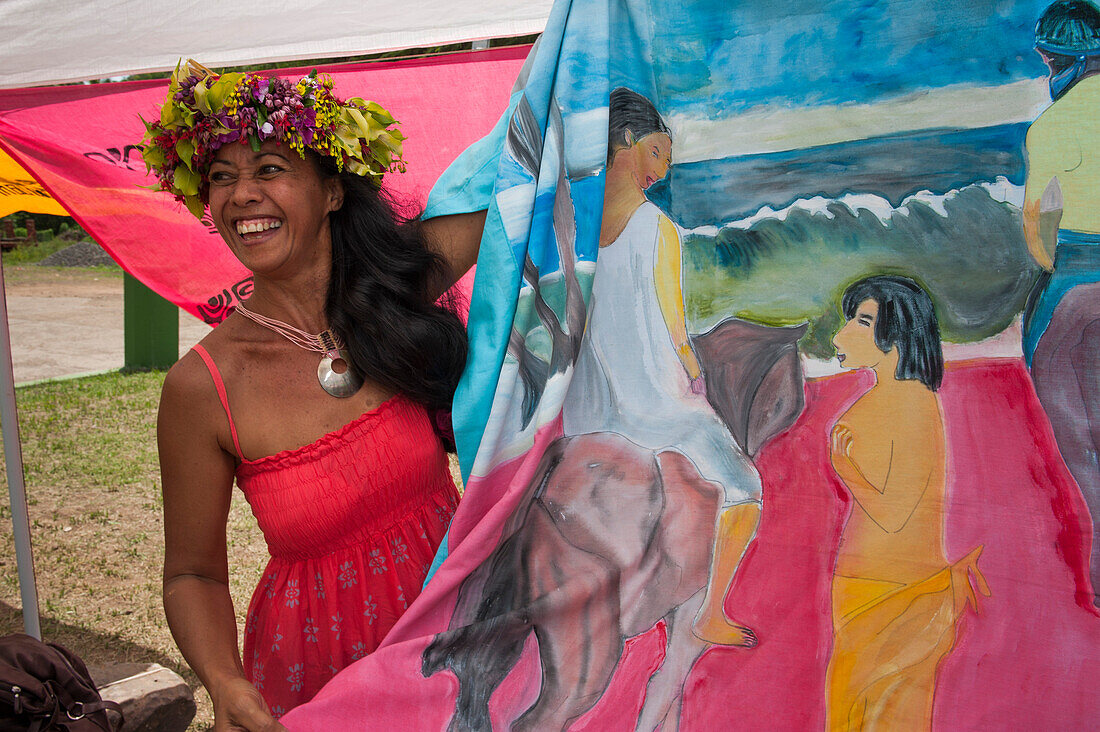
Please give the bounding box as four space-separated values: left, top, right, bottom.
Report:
216 130 241 146
351 641 368 661
301 119 316 145
284 578 300 608
287 663 304 692
303 618 319 644
338 560 358 588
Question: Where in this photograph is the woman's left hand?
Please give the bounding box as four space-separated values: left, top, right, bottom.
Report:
690 375 707 397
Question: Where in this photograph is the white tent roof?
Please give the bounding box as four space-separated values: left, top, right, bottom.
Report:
0 0 552 89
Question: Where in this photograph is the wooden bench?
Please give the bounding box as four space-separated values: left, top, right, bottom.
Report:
0 217 36 251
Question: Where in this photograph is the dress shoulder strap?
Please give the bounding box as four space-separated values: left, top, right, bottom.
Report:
190 344 244 460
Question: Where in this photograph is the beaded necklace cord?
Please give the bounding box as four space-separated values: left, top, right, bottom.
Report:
235 303 363 398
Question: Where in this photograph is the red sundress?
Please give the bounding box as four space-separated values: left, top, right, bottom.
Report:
192 345 459 716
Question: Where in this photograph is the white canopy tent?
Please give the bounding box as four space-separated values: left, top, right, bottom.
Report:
0 0 551 639
0 0 552 88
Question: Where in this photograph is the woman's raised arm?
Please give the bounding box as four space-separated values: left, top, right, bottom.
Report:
422 209 487 296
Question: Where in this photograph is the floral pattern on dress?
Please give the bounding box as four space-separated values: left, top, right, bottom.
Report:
287 663 304 693
390 536 409 563
338 560 358 588
368 548 386 575
303 618 319 643
270 626 283 652
264 572 279 600
251 655 265 690
285 578 300 608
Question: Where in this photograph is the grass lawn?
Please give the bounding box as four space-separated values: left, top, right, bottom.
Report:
1 237 72 265
0 370 269 730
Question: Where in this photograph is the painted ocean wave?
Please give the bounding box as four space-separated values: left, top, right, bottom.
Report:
650 123 1029 230
682 179 1040 358
685 176 1025 236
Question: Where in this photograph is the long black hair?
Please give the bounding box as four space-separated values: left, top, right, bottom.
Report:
841 275 944 391
607 87 670 164
321 160 468 412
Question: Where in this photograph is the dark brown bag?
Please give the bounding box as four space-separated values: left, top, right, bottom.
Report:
0 634 122 732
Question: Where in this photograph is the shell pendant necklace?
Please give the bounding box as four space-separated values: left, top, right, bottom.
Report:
235 303 363 398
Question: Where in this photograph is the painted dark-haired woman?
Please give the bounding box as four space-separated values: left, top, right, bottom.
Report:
146 63 484 730
826 275 989 731
563 87 763 648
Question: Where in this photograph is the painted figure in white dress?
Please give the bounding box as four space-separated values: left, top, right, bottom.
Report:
563 87 764 647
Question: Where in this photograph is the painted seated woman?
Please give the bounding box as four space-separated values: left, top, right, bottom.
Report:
146 62 482 729
827 276 990 731
563 86 763 647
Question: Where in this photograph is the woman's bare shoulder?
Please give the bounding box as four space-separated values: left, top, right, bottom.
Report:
160 324 240 420
837 384 941 437
835 390 896 433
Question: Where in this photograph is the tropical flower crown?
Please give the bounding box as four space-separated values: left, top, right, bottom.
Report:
141 60 405 218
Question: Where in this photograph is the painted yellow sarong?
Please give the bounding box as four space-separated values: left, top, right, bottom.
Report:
826 547 989 732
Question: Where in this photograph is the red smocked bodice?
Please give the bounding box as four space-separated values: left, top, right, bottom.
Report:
236 394 455 561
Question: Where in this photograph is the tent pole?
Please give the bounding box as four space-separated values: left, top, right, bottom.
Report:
0 255 41 640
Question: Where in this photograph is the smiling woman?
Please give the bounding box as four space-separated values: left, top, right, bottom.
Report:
140 62 484 730
207 145 342 283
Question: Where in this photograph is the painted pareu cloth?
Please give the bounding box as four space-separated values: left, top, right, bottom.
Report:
283 0 1100 729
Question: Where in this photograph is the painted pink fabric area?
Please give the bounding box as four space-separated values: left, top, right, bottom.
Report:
0 48 522 321
283 359 1100 729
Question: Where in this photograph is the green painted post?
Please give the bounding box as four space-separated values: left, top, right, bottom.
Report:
123 271 178 370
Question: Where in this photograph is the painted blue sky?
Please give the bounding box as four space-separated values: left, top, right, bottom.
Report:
647 0 1052 115
554 0 1055 118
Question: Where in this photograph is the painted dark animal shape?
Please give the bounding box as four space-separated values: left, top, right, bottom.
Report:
421 318 805 732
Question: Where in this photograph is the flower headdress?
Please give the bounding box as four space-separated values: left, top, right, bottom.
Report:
141 60 405 218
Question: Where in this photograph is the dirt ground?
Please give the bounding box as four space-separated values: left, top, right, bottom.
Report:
1 265 212 383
